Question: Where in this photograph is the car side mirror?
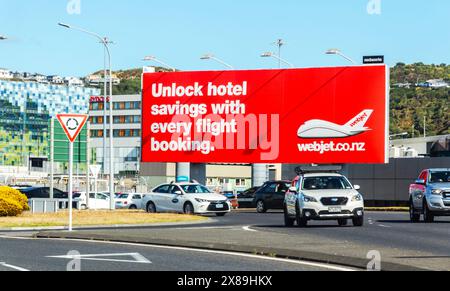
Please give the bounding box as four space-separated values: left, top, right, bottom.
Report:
289 187 298 193
174 191 183 195
354 185 361 191
415 179 426 186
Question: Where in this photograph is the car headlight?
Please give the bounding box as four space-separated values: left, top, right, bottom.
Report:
303 195 318 203
352 194 364 202
431 189 443 196
195 198 210 203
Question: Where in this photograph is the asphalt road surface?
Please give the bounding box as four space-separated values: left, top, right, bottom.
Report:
0 236 352 271
211 211 450 257
1 211 448 271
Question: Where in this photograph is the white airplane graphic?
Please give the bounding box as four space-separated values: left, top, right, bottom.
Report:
297 110 374 139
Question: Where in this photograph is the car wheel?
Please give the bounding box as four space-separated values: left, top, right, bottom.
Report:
146 202 156 213
284 205 295 227
352 215 364 227
256 200 267 214
423 200 435 223
80 204 87 210
295 204 308 227
216 213 227 217
409 200 420 223
129 205 137 210
338 219 348 227
184 202 195 215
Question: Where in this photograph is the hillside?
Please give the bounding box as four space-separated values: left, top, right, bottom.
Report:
99 64 450 137
390 63 450 137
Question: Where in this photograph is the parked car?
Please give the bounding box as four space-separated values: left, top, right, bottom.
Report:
409 168 450 223
142 182 231 216
284 172 365 227
237 187 260 208
221 191 239 209
115 193 143 209
254 181 291 213
20 187 68 199
73 192 111 210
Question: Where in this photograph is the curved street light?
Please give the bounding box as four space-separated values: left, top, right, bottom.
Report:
200 54 234 69
260 52 294 68
143 56 176 72
325 49 357 65
58 22 115 211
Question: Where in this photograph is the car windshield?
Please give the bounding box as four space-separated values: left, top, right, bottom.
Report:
302 177 352 190
180 185 212 194
118 194 129 199
429 171 450 184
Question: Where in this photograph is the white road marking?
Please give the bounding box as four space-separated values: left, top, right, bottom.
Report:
0 235 356 271
0 262 30 271
47 253 152 264
242 226 258 232
378 224 392 228
41 237 355 271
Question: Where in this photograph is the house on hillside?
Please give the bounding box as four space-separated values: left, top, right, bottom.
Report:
0 69 13 80
425 79 449 88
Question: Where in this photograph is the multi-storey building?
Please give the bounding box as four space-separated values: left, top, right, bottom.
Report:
0 80 99 168
89 95 141 177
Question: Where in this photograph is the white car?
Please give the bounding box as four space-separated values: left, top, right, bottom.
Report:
73 192 111 210
142 183 231 216
115 193 143 210
284 173 365 227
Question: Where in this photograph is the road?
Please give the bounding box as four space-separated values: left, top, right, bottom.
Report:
0 236 351 271
213 211 450 257
1 211 449 271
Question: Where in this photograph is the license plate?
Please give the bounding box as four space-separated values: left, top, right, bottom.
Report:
215 204 224 209
329 207 342 213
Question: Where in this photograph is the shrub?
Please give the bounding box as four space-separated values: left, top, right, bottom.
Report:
0 186 30 217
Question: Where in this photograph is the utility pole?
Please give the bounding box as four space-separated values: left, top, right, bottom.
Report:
275 39 285 69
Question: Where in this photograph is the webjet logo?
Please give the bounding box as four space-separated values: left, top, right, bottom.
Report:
296 110 374 155
297 110 374 139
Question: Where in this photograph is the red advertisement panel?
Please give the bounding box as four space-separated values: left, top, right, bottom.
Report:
141 65 389 164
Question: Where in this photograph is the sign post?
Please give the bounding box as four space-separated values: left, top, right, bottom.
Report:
56 114 89 232
89 165 102 210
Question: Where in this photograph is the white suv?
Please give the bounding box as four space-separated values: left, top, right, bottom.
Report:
142 182 231 216
284 173 365 227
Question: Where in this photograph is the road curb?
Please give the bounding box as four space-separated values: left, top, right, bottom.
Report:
35 231 425 271
0 218 213 233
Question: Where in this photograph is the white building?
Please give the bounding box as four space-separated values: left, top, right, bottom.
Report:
47 75 64 84
64 76 84 87
425 79 449 88
0 69 13 80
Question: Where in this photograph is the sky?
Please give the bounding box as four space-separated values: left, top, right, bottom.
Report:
0 0 450 76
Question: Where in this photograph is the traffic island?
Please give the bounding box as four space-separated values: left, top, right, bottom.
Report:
0 210 208 230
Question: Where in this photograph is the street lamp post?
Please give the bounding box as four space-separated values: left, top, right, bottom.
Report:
143 56 176 72
58 23 115 210
260 52 294 68
325 49 357 65
200 54 234 69
143 56 191 182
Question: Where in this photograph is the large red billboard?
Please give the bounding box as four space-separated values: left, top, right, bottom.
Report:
141 65 389 164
